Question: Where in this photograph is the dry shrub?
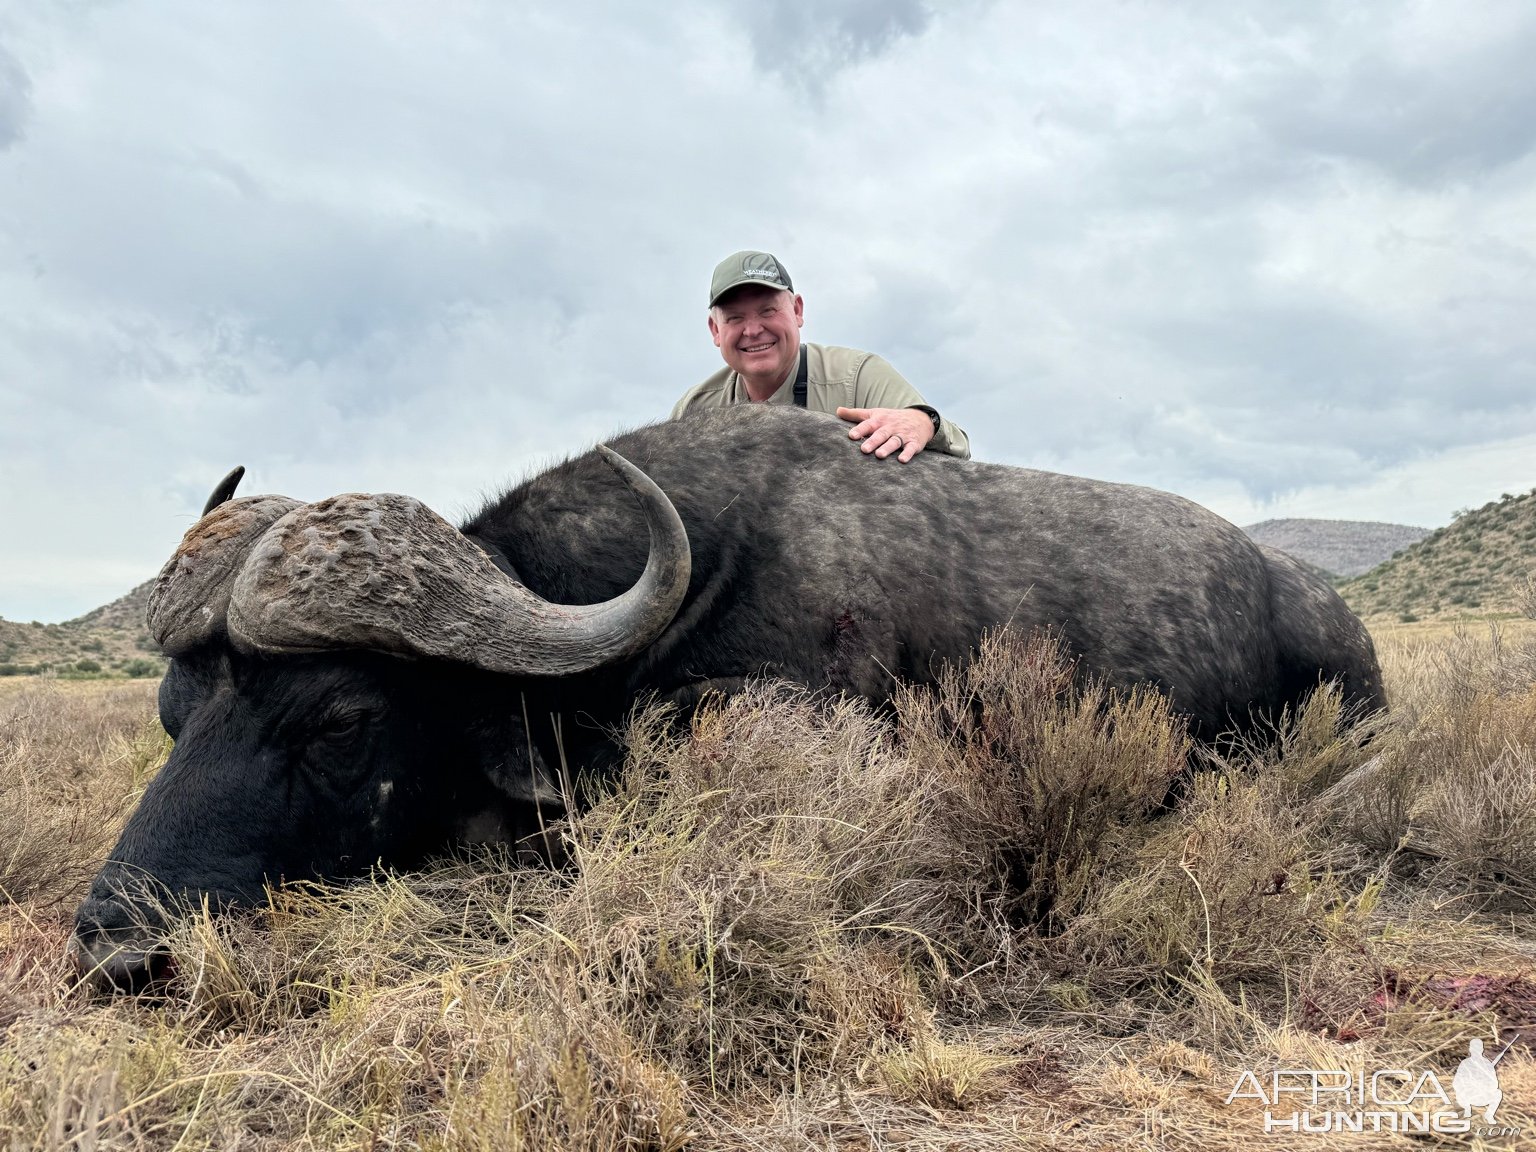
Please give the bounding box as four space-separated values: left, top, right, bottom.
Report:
1405 741 1536 905
0 680 166 909
537 631 1385 1084
1045 772 1362 998
534 630 1192 1097
1042 684 1384 1005
1330 625 1536 907
1240 681 1384 798
897 629 1189 929
539 687 950 1091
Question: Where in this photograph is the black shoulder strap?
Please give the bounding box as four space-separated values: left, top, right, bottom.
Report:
792 345 808 407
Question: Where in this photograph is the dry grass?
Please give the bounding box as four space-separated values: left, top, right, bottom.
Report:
1 626 1534 1150
0 680 167 909
1340 622 1536 909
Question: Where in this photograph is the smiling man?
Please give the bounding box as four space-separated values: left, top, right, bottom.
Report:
671 251 971 461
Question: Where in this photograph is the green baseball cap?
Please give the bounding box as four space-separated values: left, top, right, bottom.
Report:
708 250 794 307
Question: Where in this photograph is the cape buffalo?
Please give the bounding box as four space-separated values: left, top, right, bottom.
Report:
72 405 1383 986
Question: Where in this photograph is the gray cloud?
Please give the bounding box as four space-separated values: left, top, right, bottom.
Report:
740 0 934 94
1249 6 1536 184
0 44 32 150
2 0 1535 620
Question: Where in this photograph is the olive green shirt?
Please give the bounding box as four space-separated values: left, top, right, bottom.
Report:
671 341 971 459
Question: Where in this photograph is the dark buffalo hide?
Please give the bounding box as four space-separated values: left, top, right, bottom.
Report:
72 405 1382 986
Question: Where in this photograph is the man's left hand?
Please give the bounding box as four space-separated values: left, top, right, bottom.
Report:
836 407 933 463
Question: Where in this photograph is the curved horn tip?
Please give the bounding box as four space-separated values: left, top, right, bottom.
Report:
202 466 247 516
595 446 658 492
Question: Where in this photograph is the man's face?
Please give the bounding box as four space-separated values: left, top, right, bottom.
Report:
708 285 804 387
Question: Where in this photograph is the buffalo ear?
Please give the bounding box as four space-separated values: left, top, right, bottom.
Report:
149 493 305 655
202 466 247 515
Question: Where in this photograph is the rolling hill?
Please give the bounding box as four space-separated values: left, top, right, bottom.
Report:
1336 489 1536 621
65 579 155 632
0 580 161 678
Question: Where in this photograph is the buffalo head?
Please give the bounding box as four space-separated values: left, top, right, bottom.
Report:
71 450 690 988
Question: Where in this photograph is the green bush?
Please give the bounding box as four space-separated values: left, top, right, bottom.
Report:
122 658 163 679
74 659 102 673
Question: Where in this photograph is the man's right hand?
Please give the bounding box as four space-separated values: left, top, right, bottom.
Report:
836 406 934 463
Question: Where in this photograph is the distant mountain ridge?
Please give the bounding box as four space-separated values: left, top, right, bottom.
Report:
1242 518 1430 579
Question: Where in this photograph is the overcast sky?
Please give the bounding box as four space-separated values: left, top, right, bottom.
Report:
3 1 1535 622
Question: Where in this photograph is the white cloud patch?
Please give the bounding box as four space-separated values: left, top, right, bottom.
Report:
1 0 1534 619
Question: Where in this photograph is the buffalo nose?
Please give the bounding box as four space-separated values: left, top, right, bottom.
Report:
70 897 170 991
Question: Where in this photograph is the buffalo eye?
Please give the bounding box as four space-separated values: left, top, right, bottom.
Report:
314 709 367 744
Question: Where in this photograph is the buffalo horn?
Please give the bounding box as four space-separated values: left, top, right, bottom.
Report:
226 447 691 676
202 465 247 515
148 494 305 654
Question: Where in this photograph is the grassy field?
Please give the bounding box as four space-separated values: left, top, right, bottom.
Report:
2 622 1534 1150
